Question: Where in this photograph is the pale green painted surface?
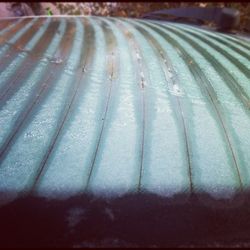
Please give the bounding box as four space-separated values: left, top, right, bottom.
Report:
0 16 249 205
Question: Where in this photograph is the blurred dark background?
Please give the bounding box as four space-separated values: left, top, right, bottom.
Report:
0 2 249 32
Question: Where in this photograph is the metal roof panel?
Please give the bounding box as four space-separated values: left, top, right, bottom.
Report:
0 16 249 206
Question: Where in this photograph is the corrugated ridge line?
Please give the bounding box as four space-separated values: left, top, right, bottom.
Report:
13 18 49 51
84 17 141 195
0 19 77 201
0 18 42 79
0 19 68 162
85 17 118 190
150 19 250 55
169 23 250 80
155 22 250 112
164 24 250 105
223 33 250 50
31 17 95 190
142 20 244 189
129 19 193 193
115 18 148 191
118 19 188 193
0 18 59 103
150 20 250 53
147 18 250 53
0 21 77 203
32 16 107 197
0 19 15 32
23 18 83 189
0 18 22 36
4 18 37 44
178 24 250 61
0 18 37 60
0 18 27 44
0 20 60 104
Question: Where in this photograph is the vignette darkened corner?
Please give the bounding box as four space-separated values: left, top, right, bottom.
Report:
0 1 250 248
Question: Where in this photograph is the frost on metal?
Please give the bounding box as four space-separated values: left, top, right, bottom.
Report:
0 16 249 206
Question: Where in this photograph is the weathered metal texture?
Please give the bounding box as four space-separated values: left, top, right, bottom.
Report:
0 16 249 205
142 7 241 30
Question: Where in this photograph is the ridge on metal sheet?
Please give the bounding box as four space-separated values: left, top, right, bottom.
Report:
0 16 249 207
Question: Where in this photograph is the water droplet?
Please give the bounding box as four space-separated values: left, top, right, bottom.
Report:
51 57 63 64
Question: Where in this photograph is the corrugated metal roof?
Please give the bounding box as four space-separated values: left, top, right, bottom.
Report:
0 16 249 206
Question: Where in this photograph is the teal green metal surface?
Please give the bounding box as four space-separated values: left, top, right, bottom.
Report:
0 16 249 206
